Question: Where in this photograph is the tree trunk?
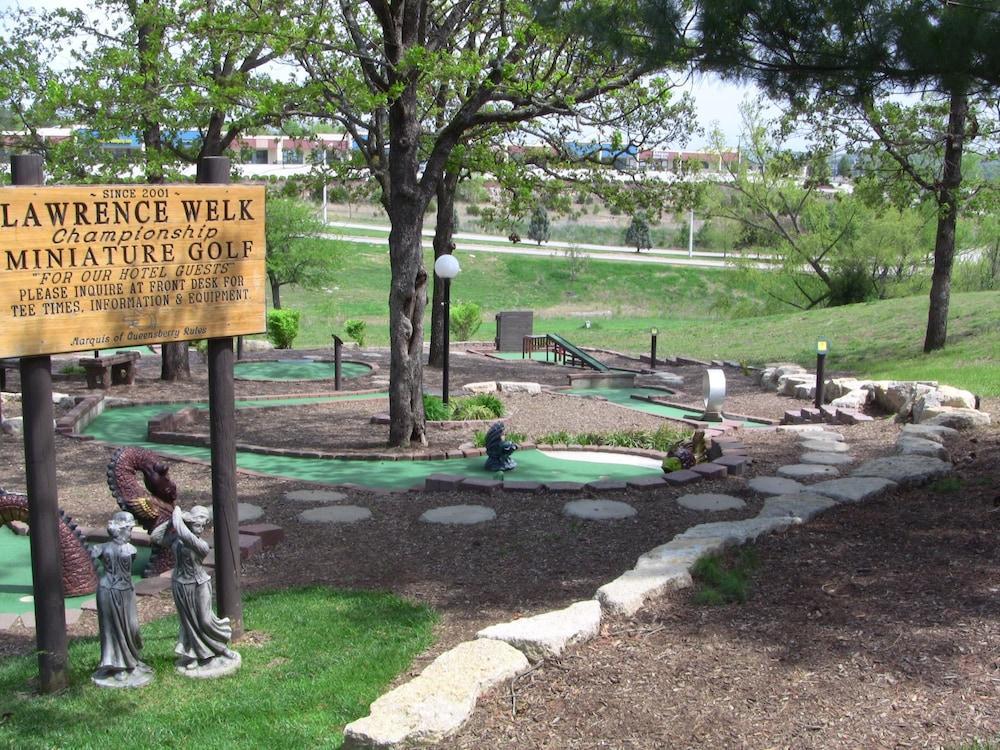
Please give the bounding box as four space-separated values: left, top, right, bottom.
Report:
428 168 460 368
386 86 430 448
269 274 282 310
160 342 191 381
923 89 967 353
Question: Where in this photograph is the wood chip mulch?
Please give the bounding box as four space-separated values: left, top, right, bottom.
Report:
1 347 998 748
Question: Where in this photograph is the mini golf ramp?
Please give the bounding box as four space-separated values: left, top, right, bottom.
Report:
540 333 609 372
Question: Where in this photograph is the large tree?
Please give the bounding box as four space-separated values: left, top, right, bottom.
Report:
696 0 1000 351
297 0 690 447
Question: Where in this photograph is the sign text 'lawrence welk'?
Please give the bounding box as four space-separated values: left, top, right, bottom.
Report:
0 184 266 358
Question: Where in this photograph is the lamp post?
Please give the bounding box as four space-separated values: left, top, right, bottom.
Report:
434 254 461 404
815 340 828 409
650 327 659 370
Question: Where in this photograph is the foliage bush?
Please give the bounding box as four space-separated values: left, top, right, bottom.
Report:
536 424 690 452
59 364 87 376
472 429 526 447
344 319 367 348
266 308 301 349
691 548 759 605
828 263 877 306
450 301 483 341
424 392 505 422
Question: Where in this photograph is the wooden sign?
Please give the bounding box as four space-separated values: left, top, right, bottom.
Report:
0 184 266 358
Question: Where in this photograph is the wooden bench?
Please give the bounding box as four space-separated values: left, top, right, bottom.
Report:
78 351 140 389
0 357 17 393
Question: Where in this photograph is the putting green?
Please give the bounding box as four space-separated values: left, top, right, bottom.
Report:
0 526 151 614
567 386 769 428
490 351 559 362
81 393 664 489
234 359 372 381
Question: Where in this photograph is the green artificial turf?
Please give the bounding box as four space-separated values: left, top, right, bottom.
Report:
233 359 371 381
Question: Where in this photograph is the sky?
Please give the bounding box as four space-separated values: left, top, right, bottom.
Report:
0 0 761 150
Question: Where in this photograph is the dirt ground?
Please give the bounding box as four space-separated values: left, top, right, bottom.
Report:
1 345 998 749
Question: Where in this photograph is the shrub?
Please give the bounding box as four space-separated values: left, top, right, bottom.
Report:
59 364 86 376
422 394 453 421
462 393 504 417
344 319 367 348
691 548 759 605
451 402 497 420
266 309 301 349
450 301 483 341
473 429 525 447
828 263 877 306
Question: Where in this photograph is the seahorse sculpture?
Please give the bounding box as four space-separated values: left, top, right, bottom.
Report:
0 488 98 597
106 446 178 577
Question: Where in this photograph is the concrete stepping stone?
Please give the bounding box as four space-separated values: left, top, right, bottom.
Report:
808 477 897 503
297 506 372 524
900 423 958 443
283 489 348 504
237 503 263 523
563 499 637 520
477 600 602 663
777 464 840 479
758 493 841 522
897 436 949 461
675 493 746 512
748 476 806 496
851 455 952 487
800 440 850 453
343 639 530 748
797 430 844 441
800 451 854 466
419 505 496 525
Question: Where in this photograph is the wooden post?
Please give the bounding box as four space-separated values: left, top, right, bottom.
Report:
333 335 343 391
199 156 243 638
14 154 69 693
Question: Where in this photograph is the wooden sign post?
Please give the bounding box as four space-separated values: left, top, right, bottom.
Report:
1 155 265 686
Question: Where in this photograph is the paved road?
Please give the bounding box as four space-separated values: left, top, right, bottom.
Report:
323 220 773 270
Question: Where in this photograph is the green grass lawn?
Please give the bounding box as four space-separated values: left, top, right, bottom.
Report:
0 587 436 749
270 238 1000 396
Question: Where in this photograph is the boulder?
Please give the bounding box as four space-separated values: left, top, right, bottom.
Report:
912 387 978 423
497 381 542 394
794 383 816 400
899 423 959 443
851 455 952 486
778 374 813 397
463 381 498 394
823 378 864 400
896 436 949 461
920 407 991 430
830 389 869 410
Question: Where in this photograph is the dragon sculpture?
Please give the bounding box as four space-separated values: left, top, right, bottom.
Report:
0 488 98 597
106 446 178 577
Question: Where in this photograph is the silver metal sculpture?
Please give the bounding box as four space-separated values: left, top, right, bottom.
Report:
91 511 154 688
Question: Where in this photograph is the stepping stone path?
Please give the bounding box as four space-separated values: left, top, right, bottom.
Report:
776 464 840 479
283 489 348 503
748 476 806 496
851 455 952 487
339 421 966 747
237 503 263 523
419 505 496 525
675 493 746 512
297 506 372 524
800 439 850 453
800 451 854 466
563 499 637 520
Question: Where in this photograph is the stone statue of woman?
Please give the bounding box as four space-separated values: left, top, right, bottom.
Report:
153 505 240 678
91 511 154 688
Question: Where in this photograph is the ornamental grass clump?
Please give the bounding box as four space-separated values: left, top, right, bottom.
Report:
424 393 506 422
691 548 759 605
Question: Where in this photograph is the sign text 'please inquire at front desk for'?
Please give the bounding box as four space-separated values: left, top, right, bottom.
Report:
0 184 266 358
